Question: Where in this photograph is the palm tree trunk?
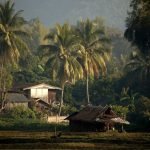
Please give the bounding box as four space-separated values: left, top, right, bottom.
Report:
86 72 90 105
85 52 90 105
0 62 3 104
58 84 64 116
0 61 5 111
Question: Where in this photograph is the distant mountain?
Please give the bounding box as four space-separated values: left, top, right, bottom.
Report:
14 0 131 30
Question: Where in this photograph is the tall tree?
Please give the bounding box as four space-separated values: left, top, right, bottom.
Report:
124 50 150 97
0 0 28 64
39 23 83 115
124 0 150 97
75 18 111 104
0 0 28 109
125 50 150 80
125 0 150 55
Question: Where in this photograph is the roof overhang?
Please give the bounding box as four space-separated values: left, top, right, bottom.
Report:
23 83 62 90
36 99 51 108
110 117 130 124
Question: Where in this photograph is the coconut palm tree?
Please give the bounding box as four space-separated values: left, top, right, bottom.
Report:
125 50 150 80
0 0 28 110
0 0 28 64
75 18 111 104
39 23 83 116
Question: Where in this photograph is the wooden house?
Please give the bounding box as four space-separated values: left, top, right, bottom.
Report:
65 105 129 132
13 83 62 105
5 92 30 109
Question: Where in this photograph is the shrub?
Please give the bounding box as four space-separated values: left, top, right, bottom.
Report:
112 105 129 118
0 117 69 131
7 105 36 119
127 96 150 131
51 104 77 116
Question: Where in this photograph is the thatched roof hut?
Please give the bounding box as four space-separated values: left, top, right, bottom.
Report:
66 105 129 132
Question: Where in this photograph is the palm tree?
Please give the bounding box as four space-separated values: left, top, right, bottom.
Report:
39 23 83 116
0 0 28 110
125 50 150 80
75 18 111 104
123 50 150 97
120 87 139 112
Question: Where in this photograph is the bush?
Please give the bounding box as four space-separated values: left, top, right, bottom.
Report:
51 104 78 116
127 96 150 131
6 105 36 119
112 105 129 118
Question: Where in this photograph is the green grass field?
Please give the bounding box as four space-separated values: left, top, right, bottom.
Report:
0 131 149 149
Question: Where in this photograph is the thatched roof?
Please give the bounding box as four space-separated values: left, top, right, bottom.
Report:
6 93 30 103
65 105 117 122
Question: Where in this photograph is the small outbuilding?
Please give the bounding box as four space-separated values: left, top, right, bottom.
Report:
65 105 129 132
4 92 30 109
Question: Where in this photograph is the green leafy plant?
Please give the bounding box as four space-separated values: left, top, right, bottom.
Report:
7 105 36 119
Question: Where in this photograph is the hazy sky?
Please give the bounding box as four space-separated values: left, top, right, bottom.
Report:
13 0 130 30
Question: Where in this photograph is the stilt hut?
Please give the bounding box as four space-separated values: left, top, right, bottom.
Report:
65 105 129 132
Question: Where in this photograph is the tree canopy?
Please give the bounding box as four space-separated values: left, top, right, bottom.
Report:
75 18 111 104
125 0 150 55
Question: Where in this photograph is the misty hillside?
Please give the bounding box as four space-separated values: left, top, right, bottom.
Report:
14 0 130 30
107 28 132 57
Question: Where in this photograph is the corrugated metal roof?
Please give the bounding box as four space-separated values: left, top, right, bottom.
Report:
23 83 62 90
12 83 62 91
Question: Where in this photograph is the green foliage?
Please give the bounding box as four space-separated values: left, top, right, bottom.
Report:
0 0 29 65
90 77 115 105
108 55 129 79
13 69 49 84
112 105 129 118
124 50 150 98
123 0 150 99
125 0 150 55
71 80 86 106
39 23 85 115
135 96 150 119
0 66 13 91
51 104 77 116
6 106 36 119
75 18 111 104
0 117 68 131
39 23 84 85
126 96 150 131
0 0 29 97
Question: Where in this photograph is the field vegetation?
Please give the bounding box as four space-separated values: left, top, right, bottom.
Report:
0 131 149 149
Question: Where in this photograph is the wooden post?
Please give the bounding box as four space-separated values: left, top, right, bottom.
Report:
107 123 109 131
55 115 58 136
121 124 124 132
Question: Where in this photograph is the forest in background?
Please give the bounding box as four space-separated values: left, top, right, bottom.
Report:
0 0 150 131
